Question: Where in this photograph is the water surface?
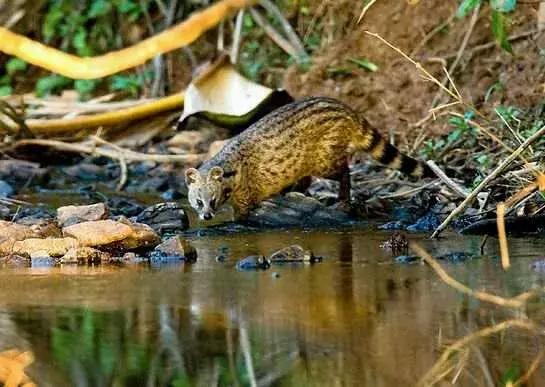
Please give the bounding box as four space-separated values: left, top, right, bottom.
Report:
1 229 545 386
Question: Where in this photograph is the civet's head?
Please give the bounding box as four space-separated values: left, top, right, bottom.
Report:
185 166 226 220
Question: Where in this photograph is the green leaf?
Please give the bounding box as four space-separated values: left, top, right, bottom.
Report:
0 86 12 96
75 79 99 100
348 57 379 72
456 0 481 18
491 10 513 53
35 75 72 97
490 0 516 12
6 58 27 76
42 7 64 41
88 0 112 18
109 74 142 97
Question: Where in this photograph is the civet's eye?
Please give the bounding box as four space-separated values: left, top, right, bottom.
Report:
196 199 203 208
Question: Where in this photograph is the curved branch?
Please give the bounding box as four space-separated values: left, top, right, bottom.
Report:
0 0 255 79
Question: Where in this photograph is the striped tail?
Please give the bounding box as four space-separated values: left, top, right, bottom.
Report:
363 126 434 178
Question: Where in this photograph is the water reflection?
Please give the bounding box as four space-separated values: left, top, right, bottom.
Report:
0 230 544 385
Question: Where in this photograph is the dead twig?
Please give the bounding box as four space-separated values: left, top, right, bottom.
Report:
14 139 206 164
496 202 510 270
357 0 378 23
430 3 480 107
426 160 469 198
431 124 545 238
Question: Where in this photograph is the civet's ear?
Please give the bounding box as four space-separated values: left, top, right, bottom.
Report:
185 168 201 185
207 166 224 182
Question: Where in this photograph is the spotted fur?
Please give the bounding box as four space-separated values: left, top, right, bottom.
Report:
185 97 434 220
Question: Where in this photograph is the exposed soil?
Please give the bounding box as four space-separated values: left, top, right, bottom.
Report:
284 0 544 144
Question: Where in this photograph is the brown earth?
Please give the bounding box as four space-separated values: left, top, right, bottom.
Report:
283 0 544 146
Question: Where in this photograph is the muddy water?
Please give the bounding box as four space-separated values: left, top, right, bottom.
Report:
1 229 545 386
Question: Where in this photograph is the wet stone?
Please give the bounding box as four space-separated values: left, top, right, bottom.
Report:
249 193 352 227
436 252 475 262
57 203 109 227
161 189 183 201
236 255 271 271
13 237 79 257
107 197 144 218
0 205 9 220
394 255 421 264
61 247 111 264
215 246 229 262
152 236 197 262
0 254 30 268
531 259 545 272
406 213 442 232
116 218 161 250
31 254 56 268
379 221 408 231
0 180 13 198
63 220 133 247
136 202 189 234
109 252 148 265
269 245 321 263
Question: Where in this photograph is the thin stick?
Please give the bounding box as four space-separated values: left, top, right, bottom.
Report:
436 29 538 61
496 202 510 270
431 125 545 238
512 349 545 387
411 243 527 308
410 12 456 56
377 180 439 199
259 0 308 61
249 8 299 58
230 9 245 63
431 3 480 107
426 160 469 198
357 0 378 23
14 139 206 164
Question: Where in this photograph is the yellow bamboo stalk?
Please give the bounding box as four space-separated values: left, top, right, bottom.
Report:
26 93 184 134
0 0 255 79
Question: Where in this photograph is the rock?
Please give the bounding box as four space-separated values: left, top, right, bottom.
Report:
31 254 56 268
0 160 47 183
113 252 149 264
57 203 109 227
215 246 229 262
63 220 133 247
249 193 352 227
0 221 39 254
379 232 409 255
16 217 62 238
161 189 183 201
0 205 9 219
61 247 111 264
406 213 442 232
531 259 545 272
151 236 197 262
62 163 110 181
117 219 161 250
106 197 144 218
0 254 30 268
436 252 475 262
167 131 207 153
0 180 13 198
13 237 79 257
136 202 189 234
394 255 421 264
379 221 407 230
236 255 271 271
269 245 321 263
